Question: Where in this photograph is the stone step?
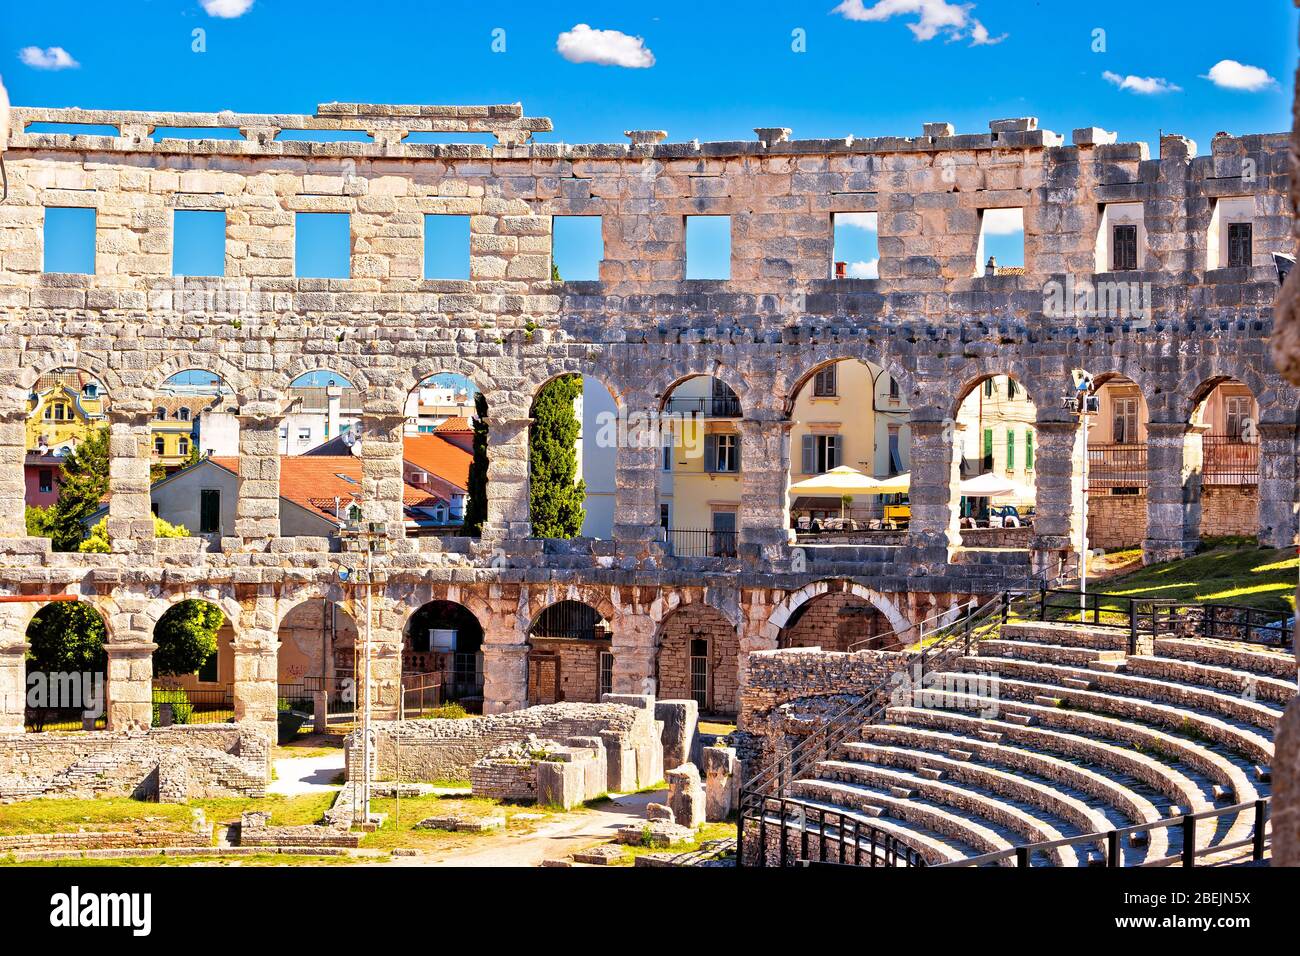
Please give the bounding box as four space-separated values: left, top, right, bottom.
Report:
889 786 914 799
1088 660 1127 674
1033 695 1062 707
999 621 1132 650
1153 638 1298 681
977 730 1004 743
1125 655 1297 706
980 639 1126 668
948 749 975 762
917 767 945 781
1062 677 1094 690
1004 713 1036 726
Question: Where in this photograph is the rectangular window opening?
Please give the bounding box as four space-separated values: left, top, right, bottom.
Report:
43 206 96 274
550 215 602 282
685 215 731 280
173 209 226 277
831 212 879 279
294 212 351 279
977 208 1024 276
424 214 471 280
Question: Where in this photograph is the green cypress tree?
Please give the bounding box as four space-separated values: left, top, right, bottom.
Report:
529 374 586 538
462 392 489 537
46 426 110 552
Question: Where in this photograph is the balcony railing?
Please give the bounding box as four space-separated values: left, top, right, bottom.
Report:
1087 442 1147 492
662 395 742 418
666 527 739 559
1202 435 1258 486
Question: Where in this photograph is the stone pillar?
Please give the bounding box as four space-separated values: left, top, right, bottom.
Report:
611 600 656 697
360 408 407 541
480 602 527 714
235 405 284 545
483 415 532 540
904 417 962 565
613 395 663 551
231 637 278 729
0 407 27 538
738 417 792 565
1143 421 1200 563
105 640 156 730
1256 422 1297 548
365 581 402 720
1028 419 1083 579
0 607 27 733
107 404 156 553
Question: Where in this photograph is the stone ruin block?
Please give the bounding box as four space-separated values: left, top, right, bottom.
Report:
702 746 740 822
566 735 608 799
614 819 695 847
654 699 698 771
600 730 640 793
536 759 587 811
646 803 674 822
666 763 705 830
601 693 665 788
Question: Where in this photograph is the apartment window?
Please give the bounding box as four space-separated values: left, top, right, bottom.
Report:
1227 222 1253 268
154 436 165 455
1025 431 1034 472
1113 398 1139 444
660 504 670 529
982 429 994 470
198 649 218 684
297 427 311 443
38 469 54 494
801 434 841 474
1007 379 1019 401
178 407 190 422
550 215 602 281
662 438 672 471
424 214 471 280
888 427 904 474
43 207 96 274
1225 396 1252 438
1112 224 1138 271
887 376 900 401
199 489 221 534
984 379 995 398
685 216 731 280
173 210 226 277
295 212 351 278
279 425 288 441
711 510 738 557
44 404 66 421
178 437 189 457
1006 429 1016 471
707 433 740 473
813 365 837 397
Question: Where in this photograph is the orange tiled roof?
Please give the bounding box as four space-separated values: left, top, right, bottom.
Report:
402 434 472 489
434 416 472 434
208 456 437 522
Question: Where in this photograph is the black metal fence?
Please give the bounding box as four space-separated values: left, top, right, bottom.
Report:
667 528 739 558
24 709 106 733
743 796 928 867
1088 443 1148 492
151 686 234 725
1202 435 1259 486
663 395 742 418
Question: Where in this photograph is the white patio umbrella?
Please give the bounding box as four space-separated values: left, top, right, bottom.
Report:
867 472 910 495
959 472 1036 501
787 465 883 496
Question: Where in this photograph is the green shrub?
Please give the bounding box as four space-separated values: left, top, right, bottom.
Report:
425 703 469 720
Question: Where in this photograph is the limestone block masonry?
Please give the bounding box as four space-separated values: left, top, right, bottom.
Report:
0 102 1295 739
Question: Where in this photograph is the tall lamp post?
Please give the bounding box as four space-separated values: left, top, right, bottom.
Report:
341 519 389 828
1062 371 1098 609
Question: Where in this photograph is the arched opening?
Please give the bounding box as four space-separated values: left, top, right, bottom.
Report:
24 600 108 732
143 370 239 538
403 373 483 538
525 600 612 704
277 598 358 727
150 599 229 725
777 591 900 652
25 368 110 552
403 600 485 711
659 374 743 556
786 358 911 539
576 375 620 539
654 604 739 717
1189 378 1260 541
951 374 1038 546
1088 374 1151 553
275 371 365 537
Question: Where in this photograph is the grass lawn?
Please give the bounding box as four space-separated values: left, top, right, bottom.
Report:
4 852 371 867
1091 541 1297 617
0 798 195 836
358 794 559 853
192 792 339 828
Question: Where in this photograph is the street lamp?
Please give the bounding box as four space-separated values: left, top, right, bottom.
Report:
1061 371 1099 609
339 521 389 829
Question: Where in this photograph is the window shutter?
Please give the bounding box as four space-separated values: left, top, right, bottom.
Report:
801 434 815 474
1025 431 1034 471
733 436 742 473
704 433 717 473
1006 429 1015 471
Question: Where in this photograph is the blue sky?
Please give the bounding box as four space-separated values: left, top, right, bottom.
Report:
7 1 1295 279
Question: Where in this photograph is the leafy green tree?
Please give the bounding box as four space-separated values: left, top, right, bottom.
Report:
38 427 110 552
26 602 107 674
25 505 55 538
153 600 223 678
79 515 189 553
529 374 585 538
462 391 489 537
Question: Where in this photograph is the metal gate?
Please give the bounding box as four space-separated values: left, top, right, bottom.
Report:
689 638 709 711
598 650 613 699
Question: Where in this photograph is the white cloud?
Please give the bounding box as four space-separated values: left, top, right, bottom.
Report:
981 208 1023 235
1102 71 1181 95
18 46 78 70
836 212 878 231
556 24 655 68
832 0 1004 46
846 259 879 279
200 0 255 17
1203 59 1276 92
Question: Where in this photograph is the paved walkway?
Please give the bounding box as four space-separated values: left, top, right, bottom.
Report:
391 789 667 867
268 753 346 796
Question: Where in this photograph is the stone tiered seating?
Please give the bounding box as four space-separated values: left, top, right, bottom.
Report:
769 619 1295 866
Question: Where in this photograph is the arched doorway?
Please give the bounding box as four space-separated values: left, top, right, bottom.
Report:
525 600 611 704
404 600 485 711
277 598 358 725
1189 378 1260 541
24 600 107 732
1088 374 1151 551
404 372 483 537
777 590 900 652
151 599 229 724
654 604 739 716
951 374 1038 545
